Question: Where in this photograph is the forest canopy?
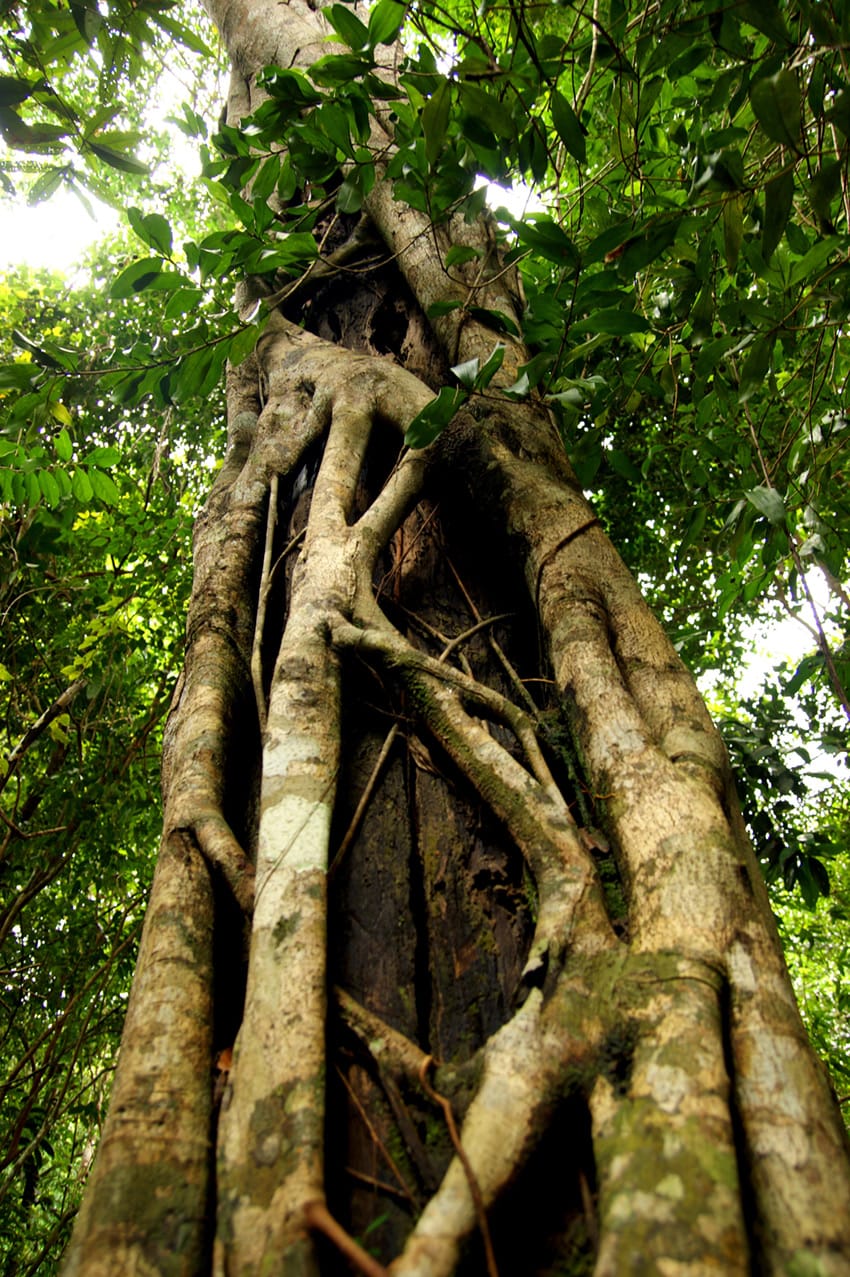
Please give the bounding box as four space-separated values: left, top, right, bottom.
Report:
1 0 849 1271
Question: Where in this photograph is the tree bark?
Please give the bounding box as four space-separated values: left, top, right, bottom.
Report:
62 1 850 1274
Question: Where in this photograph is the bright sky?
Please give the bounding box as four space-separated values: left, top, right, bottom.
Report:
0 187 119 271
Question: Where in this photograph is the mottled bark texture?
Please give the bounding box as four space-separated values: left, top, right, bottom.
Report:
63 1 850 1275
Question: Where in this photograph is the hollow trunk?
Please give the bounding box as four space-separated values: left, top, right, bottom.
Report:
62 2 850 1274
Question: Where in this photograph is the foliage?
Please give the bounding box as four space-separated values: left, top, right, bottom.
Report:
0 259 212 1275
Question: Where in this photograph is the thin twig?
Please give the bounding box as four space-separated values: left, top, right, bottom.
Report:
304 1199 389 1277
335 1065 418 1207
418 1056 500 1277
329 724 399 879
344 1165 413 1202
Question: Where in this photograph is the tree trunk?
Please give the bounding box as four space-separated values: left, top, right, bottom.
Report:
62 2 850 1274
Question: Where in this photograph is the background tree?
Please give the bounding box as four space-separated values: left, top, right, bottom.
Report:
1 0 849 1273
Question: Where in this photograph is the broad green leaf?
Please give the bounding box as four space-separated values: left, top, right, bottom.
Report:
570 309 650 336
405 386 467 447
109 259 166 297
723 195 744 272
87 141 149 175
72 467 94 503
451 356 480 390
317 102 354 158
367 0 406 48
809 161 841 228
128 208 173 256
153 12 211 56
336 175 363 212
12 328 62 369
259 67 323 107
0 363 39 391
423 80 451 166
475 343 506 389
27 167 65 205
427 299 463 317
55 428 73 461
0 108 67 148
309 54 373 87
50 402 72 427
459 83 516 139
788 236 838 287
750 70 801 149
516 217 579 266
467 307 519 336
88 469 121 505
762 170 794 262
746 485 787 527
550 90 586 163
445 245 480 269
82 446 121 467
38 469 61 506
325 4 370 49
69 0 101 43
738 336 773 402
738 0 791 46
0 77 36 107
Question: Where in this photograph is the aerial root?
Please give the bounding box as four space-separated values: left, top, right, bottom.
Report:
304 1199 389 1277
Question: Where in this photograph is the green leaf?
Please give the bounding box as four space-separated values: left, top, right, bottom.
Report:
570 309 650 336
737 0 791 46
423 80 451 166
0 108 67 148
87 141 149 175
475 343 505 389
82 446 120 467
109 258 165 297
128 208 173 256
12 328 61 368
72 467 94 503
750 70 801 149
259 67 323 107
0 76 36 108
367 0 406 48
317 102 354 158
27 167 65 205
467 306 519 336
745 485 787 527
55 428 73 462
336 175 363 212
445 245 480 269
451 356 480 390
405 386 467 448
69 0 102 43
809 161 841 228
325 4 370 49
723 195 744 272
427 300 463 317
38 469 61 506
309 54 373 87
88 469 120 505
458 83 516 139
762 169 794 262
738 336 773 402
0 362 39 391
515 217 579 267
550 90 586 163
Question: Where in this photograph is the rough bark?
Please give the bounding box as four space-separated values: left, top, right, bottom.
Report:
62 1 850 1275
